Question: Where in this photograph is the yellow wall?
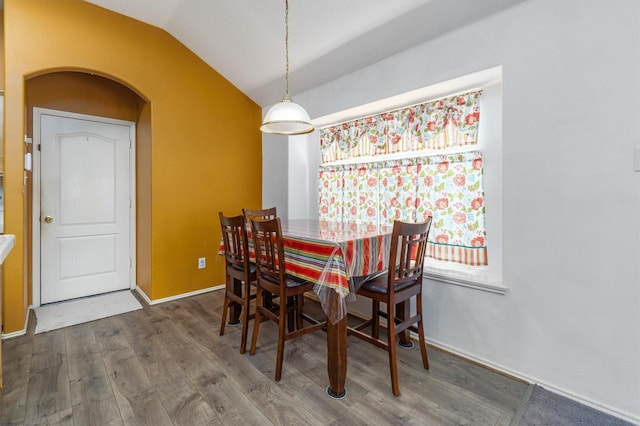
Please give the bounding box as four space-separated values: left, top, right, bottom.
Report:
3 0 262 333
0 10 4 91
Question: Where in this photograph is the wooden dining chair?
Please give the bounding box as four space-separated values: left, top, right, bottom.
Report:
242 207 281 318
348 217 433 396
249 217 327 382
218 212 257 354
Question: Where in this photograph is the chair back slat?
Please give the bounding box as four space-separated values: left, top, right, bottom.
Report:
219 212 249 270
389 218 433 288
250 217 286 289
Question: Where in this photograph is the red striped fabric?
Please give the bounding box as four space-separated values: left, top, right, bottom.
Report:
427 243 487 266
280 220 392 294
219 219 392 295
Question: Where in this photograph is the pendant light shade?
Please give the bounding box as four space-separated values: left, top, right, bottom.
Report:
260 96 314 135
261 0 314 135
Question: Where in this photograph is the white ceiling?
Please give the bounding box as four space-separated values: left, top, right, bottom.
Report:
83 0 527 107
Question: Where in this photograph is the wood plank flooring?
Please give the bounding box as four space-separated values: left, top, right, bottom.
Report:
0 290 530 425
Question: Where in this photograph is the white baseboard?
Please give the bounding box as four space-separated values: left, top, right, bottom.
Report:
3 290 300 338
425 337 639 425
530 381 639 425
1 286 226 340
2 305 32 340
346 302 638 424
134 284 224 306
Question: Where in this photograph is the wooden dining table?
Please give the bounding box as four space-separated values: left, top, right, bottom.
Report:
270 219 393 398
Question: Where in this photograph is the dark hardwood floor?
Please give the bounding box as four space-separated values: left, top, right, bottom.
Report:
0 290 530 425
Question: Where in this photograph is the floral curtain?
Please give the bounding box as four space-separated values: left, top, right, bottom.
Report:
320 90 482 163
318 151 487 266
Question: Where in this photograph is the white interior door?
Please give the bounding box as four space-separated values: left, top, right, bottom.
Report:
40 113 132 304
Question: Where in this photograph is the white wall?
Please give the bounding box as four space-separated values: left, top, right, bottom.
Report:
287 133 321 219
263 0 640 421
262 132 320 220
262 133 289 218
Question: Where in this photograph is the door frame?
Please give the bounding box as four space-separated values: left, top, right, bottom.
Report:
31 108 137 307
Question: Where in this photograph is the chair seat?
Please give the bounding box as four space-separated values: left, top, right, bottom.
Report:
359 272 415 295
262 273 315 289
230 263 257 275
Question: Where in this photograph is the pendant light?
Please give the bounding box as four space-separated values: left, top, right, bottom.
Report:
260 0 314 135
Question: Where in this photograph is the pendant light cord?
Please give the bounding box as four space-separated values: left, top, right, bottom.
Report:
260 0 314 134
284 0 290 98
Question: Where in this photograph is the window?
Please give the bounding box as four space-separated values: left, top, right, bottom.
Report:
318 90 487 267
315 73 505 293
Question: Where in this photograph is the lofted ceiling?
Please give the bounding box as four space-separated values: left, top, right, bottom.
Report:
83 0 527 107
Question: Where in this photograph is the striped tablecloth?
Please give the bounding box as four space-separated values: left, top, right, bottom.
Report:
281 220 393 323
220 219 393 322
280 219 391 293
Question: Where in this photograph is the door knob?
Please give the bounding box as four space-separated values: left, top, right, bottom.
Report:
44 215 54 223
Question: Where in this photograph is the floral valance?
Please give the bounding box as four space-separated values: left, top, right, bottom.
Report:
320 90 482 163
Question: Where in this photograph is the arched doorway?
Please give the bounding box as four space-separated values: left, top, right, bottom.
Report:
26 71 148 306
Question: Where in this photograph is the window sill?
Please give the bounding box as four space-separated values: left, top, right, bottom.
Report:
424 263 507 295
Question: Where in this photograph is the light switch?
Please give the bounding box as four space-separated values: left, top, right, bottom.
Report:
635 147 640 172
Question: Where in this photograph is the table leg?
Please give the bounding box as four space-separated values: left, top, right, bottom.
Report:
228 277 242 325
397 300 414 348
264 293 274 310
326 316 348 399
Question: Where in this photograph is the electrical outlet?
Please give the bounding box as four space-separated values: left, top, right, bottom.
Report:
198 257 206 269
